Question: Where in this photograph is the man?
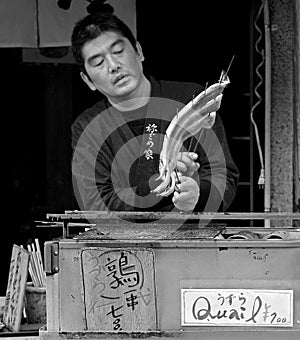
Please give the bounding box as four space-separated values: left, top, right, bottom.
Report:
71 11 239 213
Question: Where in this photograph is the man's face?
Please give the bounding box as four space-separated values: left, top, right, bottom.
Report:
81 31 145 102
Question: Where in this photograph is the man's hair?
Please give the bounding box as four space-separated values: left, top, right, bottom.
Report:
71 12 138 72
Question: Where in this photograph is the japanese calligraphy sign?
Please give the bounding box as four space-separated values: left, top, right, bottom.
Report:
3 245 30 332
81 248 157 331
144 123 158 160
181 289 293 327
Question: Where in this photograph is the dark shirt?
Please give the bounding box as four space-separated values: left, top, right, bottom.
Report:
71 75 239 212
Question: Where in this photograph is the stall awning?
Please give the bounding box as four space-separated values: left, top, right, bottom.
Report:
0 0 136 48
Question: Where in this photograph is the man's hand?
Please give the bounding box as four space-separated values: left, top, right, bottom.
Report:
176 152 199 177
172 174 200 211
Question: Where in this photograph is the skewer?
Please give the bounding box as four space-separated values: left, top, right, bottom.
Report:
31 243 43 287
156 70 230 196
225 55 235 76
35 239 46 286
186 93 196 157
187 81 209 156
176 107 184 161
21 245 39 287
27 244 42 287
174 168 180 181
219 55 235 83
192 94 195 108
204 81 208 94
26 241 46 287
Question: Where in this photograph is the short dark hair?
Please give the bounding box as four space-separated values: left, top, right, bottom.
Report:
71 12 138 72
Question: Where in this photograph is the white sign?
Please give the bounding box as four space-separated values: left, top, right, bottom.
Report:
181 289 293 327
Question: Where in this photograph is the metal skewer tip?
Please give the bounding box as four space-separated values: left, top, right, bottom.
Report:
219 55 235 83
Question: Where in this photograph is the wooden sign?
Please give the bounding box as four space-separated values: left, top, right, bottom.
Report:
3 245 30 332
81 248 157 331
181 288 293 327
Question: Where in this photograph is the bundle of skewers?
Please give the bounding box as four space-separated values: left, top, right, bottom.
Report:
24 239 46 288
152 70 230 197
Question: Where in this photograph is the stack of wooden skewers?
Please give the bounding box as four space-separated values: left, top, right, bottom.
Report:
25 239 46 288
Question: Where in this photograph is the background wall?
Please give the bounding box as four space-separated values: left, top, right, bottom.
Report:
136 0 262 213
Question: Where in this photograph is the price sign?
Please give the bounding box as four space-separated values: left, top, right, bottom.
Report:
181 289 293 327
81 248 156 331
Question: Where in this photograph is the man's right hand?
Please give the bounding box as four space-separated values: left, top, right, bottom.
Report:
176 152 200 177
173 174 200 211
